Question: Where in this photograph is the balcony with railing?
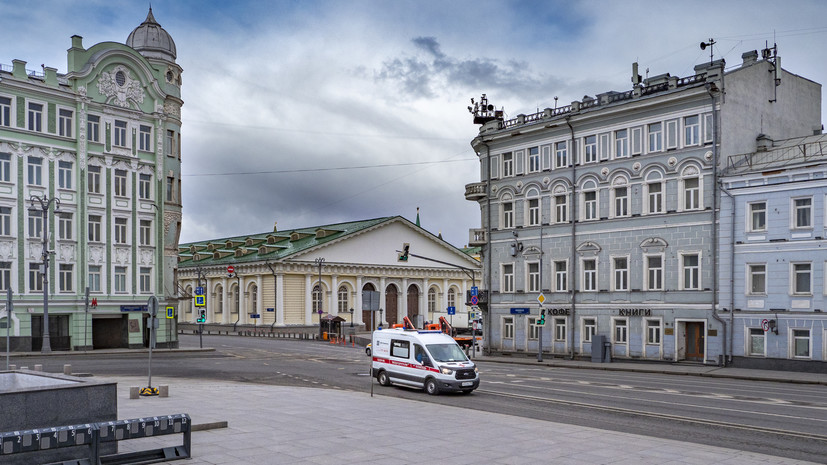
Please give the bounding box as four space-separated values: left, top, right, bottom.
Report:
464 182 487 201
468 228 486 247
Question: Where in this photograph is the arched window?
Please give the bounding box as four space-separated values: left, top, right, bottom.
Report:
250 284 258 314
183 285 192 314
581 179 599 221
644 170 664 215
232 285 239 315
215 285 223 314
501 193 514 229
525 187 540 226
313 284 322 314
338 286 349 313
447 288 456 308
428 287 437 313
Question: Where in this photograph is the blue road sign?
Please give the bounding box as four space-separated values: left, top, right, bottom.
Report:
266 307 275 312
470 286 478 296
510 307 530 315
195 286 204 295
195 295 206 307
250 314 260 319
166 306 174 318
447 306 456 315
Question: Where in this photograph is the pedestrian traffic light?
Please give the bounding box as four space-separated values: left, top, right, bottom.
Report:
197 308 206 323
398 243 410 262
539 308 545 326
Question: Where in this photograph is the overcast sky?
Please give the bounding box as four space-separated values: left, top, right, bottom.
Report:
3 0 826 248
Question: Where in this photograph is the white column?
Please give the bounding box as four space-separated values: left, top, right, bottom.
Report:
222 278 230 324
401 278 408 319
276 273 284 325
379 277 387 325
422 278 430 322
331 274 338 315
256 275 263 322
192 278 199 323
443 278 450 314
205 277 212 323
305 274 313 325
355 275 363 325
239 276 247 325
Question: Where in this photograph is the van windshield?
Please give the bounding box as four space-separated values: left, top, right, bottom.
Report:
426 343 469 363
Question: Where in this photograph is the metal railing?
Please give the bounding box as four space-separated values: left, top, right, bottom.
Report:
726 137 827 173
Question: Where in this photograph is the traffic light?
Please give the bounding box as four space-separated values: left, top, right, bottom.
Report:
398 243 410 262
539 308 546 326
196 308 206 323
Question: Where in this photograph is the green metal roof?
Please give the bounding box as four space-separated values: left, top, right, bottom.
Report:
178 216 395 268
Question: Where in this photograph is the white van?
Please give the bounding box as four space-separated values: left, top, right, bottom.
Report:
371 328 480 395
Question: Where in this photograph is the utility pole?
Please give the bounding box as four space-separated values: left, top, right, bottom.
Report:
29 194 60 353
315 257 325 339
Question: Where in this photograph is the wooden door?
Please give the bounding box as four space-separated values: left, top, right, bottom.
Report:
407 285 419 326
385 285 398 326
685 322 704 361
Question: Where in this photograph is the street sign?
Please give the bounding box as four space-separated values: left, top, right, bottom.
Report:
470 295 478 306
250 314 260 319
537 293 546 305
761 319 770 332
227 265 235 274
510 307 530 315
194 295 206 307
447 306 456 315
120 305 148 312
266 307 275 312
91 298 98 308
195 286 204 295
470 286 478 296
166 306 174 319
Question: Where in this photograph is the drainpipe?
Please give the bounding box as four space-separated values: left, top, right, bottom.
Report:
482 141 492 355
707 80 727 366
566 117 577 360
720 184 736 364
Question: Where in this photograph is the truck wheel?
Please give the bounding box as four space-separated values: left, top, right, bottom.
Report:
377 370 391 386
425 378 439 395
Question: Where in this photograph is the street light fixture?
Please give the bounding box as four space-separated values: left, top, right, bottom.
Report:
29 194 59 353
349 308 354 328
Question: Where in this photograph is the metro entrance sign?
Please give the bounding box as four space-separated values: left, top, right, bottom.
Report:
227 265 235 274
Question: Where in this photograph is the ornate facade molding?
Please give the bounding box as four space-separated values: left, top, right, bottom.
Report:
97 65 145 109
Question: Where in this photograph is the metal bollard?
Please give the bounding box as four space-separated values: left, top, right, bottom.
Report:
34 364 43 371
159 385 169 397
64 364 72 375
129 387 140 399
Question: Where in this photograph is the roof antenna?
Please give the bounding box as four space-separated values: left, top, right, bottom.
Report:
700 38 716 64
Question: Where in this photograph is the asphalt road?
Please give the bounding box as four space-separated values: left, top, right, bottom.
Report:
11 334 827 463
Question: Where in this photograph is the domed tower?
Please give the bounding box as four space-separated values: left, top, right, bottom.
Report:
126 7 177 62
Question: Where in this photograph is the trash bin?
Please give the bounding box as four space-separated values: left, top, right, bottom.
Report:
322 332 328 341
591 335 605 363
603 341 612 363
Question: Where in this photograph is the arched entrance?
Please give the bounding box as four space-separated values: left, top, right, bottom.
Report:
362 283 377 331
407 285 420 327
385 284 398 326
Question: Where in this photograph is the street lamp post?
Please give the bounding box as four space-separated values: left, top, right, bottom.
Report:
315 257 324 339
349 308 354 328
29 195 60 353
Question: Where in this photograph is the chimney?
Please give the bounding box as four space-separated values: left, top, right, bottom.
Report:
741 50 758 66
273 222 278 233
756 134 773 152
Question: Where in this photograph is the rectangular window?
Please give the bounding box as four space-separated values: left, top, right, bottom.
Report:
748 264 766 295
88 215 102 242
58 212 73 240
584 135 597 163
555 194 568 223
614 187 628 217
647 182 663 214
748 328 765 356
502 152 513 177
584 191 597 220
59 264 73 292
554 261 567 292
114 120 127 147
666 120 678 149
583 259 597 292
139 125 152 151
29 263 43 292
599 133 610 160
114 169 127 197
58 161 73 189
648 122 663 152
139 174 152 200
614 319 628 344
631 127 643 155
502 264 514 293
139 220 152 246
554 141 567 168
614 129 629 158
554 317 567 342
583 318 596 343
646 256 663 291
0 207 10 236
682 254 700 290
794 198 812 228
28 102 43 132
684 115 700 146
114 266 127 293
528 147 540 173
703 113 714 143
0 261 10 291
87 115 100 142
793 263 811 295
0 153 10 182
684 178 700 210
114 217 128 244
793 329 810 358
527 262 540 293
528 317 540 340
140 267 152 293
646 319 661 344
613 257 628 291
27 156 43 185
166 176 175 202
749 202 766 232
58 108 73 137
28 210 42 239
166 130 176 157
88 166 101 194
502 202 514 229
503 317 514 339
0 96 10 127
88 265 101 293
527 198 540 226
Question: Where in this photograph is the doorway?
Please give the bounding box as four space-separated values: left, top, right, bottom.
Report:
685 322 705 361
407 285 420 327
385 284 398 326
362 283 376 331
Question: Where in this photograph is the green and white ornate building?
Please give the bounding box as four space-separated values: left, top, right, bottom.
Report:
0 8 182 350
